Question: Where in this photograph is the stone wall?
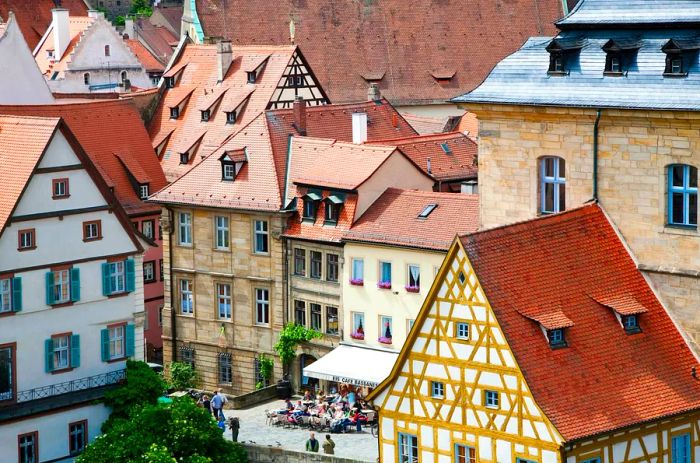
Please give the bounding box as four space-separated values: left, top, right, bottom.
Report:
244 443 374 463
229 384 278 409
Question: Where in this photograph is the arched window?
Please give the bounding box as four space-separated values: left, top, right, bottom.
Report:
104 45 110 57
120 71 128 83
539 156 566 214
668 164 698 226
83 73 90 85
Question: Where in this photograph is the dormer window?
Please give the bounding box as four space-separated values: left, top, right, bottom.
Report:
47 49 54 60
201 110 210 122
180 152 189 164
222 161 235 180
165 76 175 88
302 190 322 222
607 54 621 73
550 53 564 73
139 184 150 199
226 111 237 124
170 107 180 119
546 37 584 76
662 38 700 77
324 193 345 226
247 71 257 83
602 38 641 76
219 150 247 181
592 292 647 336
622 315 641 334
547 329 567 348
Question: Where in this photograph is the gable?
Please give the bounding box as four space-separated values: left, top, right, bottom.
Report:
69 19 143 69
268 49 329 109
372 241 563 463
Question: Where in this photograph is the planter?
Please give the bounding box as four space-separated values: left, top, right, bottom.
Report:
350 331 365 340
350 279 364 286
405 286 420 293
378 336 393 345
275 380 292 399
377 281 392 289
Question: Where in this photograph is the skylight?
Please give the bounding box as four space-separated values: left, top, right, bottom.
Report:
418 204 438 219
440 143 452 154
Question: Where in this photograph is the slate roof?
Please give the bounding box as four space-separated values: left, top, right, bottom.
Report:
194 0 565 105
344 188 479 251
0 0 87 50
557 0 700 28
460 204 700 441
0 100 168 216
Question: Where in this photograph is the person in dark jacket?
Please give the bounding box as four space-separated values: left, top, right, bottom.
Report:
323 435 335 455
228 417 240 442
305 432 320 452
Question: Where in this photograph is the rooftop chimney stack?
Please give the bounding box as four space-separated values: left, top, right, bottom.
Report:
352 112 368 144
124 17 135 40
51 8 70 61
87 9 104 19
216 40 233 82
293 96 307 135
368 83 381 101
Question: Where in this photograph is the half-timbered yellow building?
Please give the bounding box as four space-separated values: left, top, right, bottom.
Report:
369 204 700 463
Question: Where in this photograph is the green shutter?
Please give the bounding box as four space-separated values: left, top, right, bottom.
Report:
11 277 21 312
70 268 80 302
125 259 135 293
100 329 110 362
125 324 135 357
101 263 111 296
45 338 54 372
45 271 55 305
70 334 80 368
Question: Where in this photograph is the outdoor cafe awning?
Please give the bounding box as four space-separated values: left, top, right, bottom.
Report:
302 343 399 388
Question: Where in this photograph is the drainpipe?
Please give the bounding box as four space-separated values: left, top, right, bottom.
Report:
593 109 602 201
167 206 177 363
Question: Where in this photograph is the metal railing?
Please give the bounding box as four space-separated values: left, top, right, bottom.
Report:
16 369 126 403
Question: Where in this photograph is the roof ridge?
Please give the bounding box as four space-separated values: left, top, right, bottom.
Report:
371 131 470 144
383 187 478 200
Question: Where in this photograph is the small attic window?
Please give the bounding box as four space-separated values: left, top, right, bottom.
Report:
602 39 641 76
201 110 210 122
440 143 452 154
165 76 175 88
546 37 583 76
104 45 110 57
662 38 700 77
606 54 622 74
622 315 641 334
225 111 237 124
324 193 345 226
47 49 54 59
247 71 257 84
302 190 322 222
220 150 247 181
547 329 567 348
139 184 150 199
180 152 189 164
222 161 235 180
170 107 180 119
458 271 466 285
418 204 438 219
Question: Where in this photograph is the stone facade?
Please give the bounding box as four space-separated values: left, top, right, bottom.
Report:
161 207 286 394
468 103 700 347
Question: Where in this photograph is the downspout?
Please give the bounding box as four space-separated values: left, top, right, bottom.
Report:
593 109 602 201
167 206 178 363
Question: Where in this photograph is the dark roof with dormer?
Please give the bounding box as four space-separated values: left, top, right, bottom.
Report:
557 0 700 29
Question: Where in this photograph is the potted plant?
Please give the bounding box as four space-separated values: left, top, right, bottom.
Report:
405 285 420 293
377 281 392 289
350 320 365 340
350 278 364 286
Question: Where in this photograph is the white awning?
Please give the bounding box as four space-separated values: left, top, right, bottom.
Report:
302 344 399 388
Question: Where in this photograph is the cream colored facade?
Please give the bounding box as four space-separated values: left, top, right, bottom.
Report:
161 206 286 394
342 242 447 351
467 103 700 347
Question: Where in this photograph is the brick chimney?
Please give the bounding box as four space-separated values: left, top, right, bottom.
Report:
368 83 381 101
216 40 233 82
51 8 70 61
293 96 307 135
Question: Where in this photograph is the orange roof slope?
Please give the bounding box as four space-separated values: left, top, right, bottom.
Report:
0 115 59 231
126 39 164 73
196 0 564 105
34 16 94 78
344 188 478 251
460 204 700 441
0 0 87 49
371 132 477 183
283 188 358 243
0 100 167 215
150 43 309 182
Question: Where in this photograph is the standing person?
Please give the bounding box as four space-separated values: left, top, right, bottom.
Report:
199 394 211 414
323 434 335 455
305 432 320 453
229 417 240 442
352 402 363 432
211 389 225 419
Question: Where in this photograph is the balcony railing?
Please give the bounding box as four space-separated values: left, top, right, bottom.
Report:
16 369 126 403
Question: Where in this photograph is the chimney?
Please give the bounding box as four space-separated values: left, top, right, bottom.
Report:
52 8 70 61
124 17 135 40
352 112 368 144
368 83 381 102
293 96 307 135
87 9 104 19
216 40 233 82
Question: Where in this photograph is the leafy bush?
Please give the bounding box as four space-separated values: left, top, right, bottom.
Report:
255 354 274 389
273 323 323 367
168 361 199 391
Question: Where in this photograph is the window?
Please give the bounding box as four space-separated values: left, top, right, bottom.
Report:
170 106 180 119
165 76 175 88
101 260 134 296
548 329 566 348
540 156 566 214
139 184 150 199
217 283 231 319
580 458 600 463
668 165 698 227
303 198 318 220
255 288 269 324
379 261 392 288
325 201 339 224
672 433 691 463
52 178 69 198
101 324 132 361
222 162 235 180
550 53 564 73
408 319 415 332
104 45 110 56
83 72 90 85
215 216 230 249
517 458 538 463
51 334 71 370
352 312 365 338
201 110 210 122
606 53 622 74
18 432 38 463
455 444 476 463
380 315 393 342
179 152 189 164
455 322 470 340
295 300 307 326
143 261 156 283
18 229 35 250
458 271 466 285
398 433 418 463
159 305 163 326
253 220 268 254
83 220 102 241
107 261 125 294
139 220 154 240
120 71 128 83
440 143 452 154
225 111 237 124
431 381 444 398
218 352 232 384
622 314 640 333
180 346 195 367
310 251 322 279
69 420 87 455
51 269 71 304
351 258 364 282
326 306 338 335
418 204 437 218
247 71 256 83
310 303 322 330
179 212 192 245
294 248 306 276
160 260 164 281
0 344 14 401
0 278 11 313
180 280 193 314
326 254 339 282
407 264 420 291
485 390 499 408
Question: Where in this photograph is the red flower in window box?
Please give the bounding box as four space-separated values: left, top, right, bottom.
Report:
377 281 392 289
378 336 393 345
350 331 365 340
350 278 364 286
405 285 420 293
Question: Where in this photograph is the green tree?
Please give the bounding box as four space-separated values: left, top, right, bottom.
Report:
167 361 199 390
255 354 274 389
77 399 247 463
273 323 323 371
130 0 153 17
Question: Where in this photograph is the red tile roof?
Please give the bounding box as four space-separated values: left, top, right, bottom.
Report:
370 132 477 183
401 113 454 135
152 5 182 34
126 38 164 73
344 188 479 251
0 100 167 216
0 0 87 50
283 187 358 243
460 204 700 441
133 18 177 64
195 0 564 105
34 16 94 78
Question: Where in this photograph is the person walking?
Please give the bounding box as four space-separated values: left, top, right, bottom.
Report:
199 394 211 414
322 434 335 455
211 389 226 419
229 417 240 442
305 432 320 453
